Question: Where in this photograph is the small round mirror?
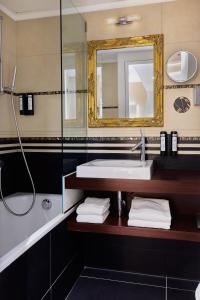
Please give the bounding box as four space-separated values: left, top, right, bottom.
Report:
166 51 198 83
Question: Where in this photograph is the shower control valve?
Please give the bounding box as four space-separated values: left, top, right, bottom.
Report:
42 199 52 210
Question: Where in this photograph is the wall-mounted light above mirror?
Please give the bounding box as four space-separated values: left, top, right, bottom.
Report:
88 34 164 127
166 51 198 83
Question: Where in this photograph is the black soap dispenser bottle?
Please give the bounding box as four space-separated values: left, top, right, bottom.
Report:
170 131 178 156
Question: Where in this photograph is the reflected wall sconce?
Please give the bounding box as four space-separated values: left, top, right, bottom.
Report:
107 15 141 25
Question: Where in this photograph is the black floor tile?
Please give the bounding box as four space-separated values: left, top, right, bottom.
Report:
167 288 195 300
166 251 200 280
168 277 199 291
66 277 165 300
82 267 166 287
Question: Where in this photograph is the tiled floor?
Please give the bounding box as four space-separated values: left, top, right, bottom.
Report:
66 267 197 300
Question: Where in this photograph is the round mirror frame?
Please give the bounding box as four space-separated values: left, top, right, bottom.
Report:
166 51 198 83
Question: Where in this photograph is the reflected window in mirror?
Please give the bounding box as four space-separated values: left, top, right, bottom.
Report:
64 68 77 120
96 46 154 120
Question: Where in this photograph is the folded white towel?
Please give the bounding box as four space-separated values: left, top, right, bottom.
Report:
76 202 110 216
128 219 170 230
76 211 109 224
85 197 110 206
195 283 200 300
129 197 171 223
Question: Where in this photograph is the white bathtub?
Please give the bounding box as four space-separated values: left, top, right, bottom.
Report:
0 193 72 273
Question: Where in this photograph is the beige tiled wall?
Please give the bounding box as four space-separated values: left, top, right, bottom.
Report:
0 11 17 137
0 14 61 137
16 17 61 137
84 0 200 137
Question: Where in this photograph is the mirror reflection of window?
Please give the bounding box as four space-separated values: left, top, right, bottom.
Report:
97 66 103 118
96 46 154 119
64 69 77 120
127 60 154 118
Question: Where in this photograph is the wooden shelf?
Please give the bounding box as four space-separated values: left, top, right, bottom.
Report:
65 169 200 242
67 214 200 243
65 169 200 195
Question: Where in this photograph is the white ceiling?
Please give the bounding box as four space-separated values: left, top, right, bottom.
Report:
0 0 176 21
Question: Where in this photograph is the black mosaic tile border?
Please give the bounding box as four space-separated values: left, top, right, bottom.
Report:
19 90 87 96
0 136 200 145
165 84 200 89
62 137 161 144
4 90 87 96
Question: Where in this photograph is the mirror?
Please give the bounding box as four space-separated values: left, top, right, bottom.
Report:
166 51 198 83
88 35 164 127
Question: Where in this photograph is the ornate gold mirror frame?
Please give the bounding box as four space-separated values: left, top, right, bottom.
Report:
88 34 164 127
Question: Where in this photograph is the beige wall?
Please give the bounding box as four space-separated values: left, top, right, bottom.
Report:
84 0 200 137
0 11 17 137
16 17 61 137
0 14 61 138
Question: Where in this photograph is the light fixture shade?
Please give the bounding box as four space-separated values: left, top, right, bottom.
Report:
106 15 141 25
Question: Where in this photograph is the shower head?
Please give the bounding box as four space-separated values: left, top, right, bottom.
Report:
11 66 17 92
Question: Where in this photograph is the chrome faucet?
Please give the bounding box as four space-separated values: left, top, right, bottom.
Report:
131 129 146 162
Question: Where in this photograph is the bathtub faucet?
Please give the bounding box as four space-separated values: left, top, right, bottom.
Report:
131 129 146 162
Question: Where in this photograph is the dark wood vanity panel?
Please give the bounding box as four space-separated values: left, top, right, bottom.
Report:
65 170 200 195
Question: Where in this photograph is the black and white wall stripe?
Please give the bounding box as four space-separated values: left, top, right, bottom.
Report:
1 137 200 155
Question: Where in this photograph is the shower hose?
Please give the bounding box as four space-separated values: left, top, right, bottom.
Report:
0 67 36 216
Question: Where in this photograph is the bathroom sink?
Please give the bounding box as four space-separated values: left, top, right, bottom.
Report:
76 159 153 180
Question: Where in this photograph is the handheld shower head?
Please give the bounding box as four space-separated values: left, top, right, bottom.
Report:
11 66 17 92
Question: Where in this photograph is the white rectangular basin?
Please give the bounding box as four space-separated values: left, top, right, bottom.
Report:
76 159 153 180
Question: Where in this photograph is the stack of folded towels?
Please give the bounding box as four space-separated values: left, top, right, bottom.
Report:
76 197 110 224
128 196 171 229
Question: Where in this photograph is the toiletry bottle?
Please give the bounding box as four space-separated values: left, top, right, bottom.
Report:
27 94 34 115
170 131 178 156
160 131 167 156
19 95 24 115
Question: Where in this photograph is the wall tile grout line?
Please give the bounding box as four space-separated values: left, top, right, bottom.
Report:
84 266 166 279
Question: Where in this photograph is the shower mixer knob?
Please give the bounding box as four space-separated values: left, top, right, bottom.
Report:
42 199 52 210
